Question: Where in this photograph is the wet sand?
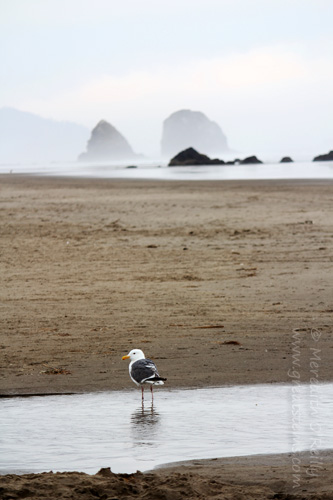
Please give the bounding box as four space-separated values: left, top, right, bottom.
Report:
1 174 333 498
0 452 332 499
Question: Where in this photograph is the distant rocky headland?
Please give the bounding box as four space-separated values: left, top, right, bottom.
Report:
0 107 89 163
161 109 229 158
78 120 139 162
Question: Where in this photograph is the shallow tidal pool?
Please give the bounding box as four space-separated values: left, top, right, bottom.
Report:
1 383 332 474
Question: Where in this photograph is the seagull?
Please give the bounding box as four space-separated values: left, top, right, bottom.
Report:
122 349 166 401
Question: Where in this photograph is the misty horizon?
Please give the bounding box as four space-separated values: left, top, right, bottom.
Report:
1 1 332 163
0 105 331 165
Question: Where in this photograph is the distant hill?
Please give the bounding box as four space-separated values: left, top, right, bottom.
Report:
0 107 90 163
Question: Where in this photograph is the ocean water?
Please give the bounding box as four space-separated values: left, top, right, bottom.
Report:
1 383 332 475
0 160 333 181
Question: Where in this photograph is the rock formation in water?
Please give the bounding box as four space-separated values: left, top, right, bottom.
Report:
280 156 293 163
161 110 229 158
225 159 241 165
168 148 266 166
240 155 263 165
168 147 225 166
313 150 333 162
78 120 137 162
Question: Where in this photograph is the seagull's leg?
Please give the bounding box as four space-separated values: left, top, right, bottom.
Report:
141 386 144 402
150 384 154 402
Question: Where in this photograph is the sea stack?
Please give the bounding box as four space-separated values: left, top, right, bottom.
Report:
161 109 229 158
78 120 137 162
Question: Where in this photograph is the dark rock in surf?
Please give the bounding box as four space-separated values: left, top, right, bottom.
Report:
168 147 225 166
313 150 333 162
240 156 263 164
280 156 293 163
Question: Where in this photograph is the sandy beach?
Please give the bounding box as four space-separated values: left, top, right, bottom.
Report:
1 174 332 498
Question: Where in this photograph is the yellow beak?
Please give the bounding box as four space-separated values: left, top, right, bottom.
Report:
122 355 130 360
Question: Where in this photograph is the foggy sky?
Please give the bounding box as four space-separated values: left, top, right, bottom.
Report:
1 0 332 160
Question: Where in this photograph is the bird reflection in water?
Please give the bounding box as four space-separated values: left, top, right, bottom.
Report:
131 403 161 447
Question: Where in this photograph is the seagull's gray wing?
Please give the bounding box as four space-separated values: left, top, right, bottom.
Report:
130 358 166 385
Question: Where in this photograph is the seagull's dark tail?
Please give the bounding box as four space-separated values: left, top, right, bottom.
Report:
150 375 167 385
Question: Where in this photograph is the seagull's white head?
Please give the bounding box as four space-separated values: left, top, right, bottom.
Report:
122 349 145 362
